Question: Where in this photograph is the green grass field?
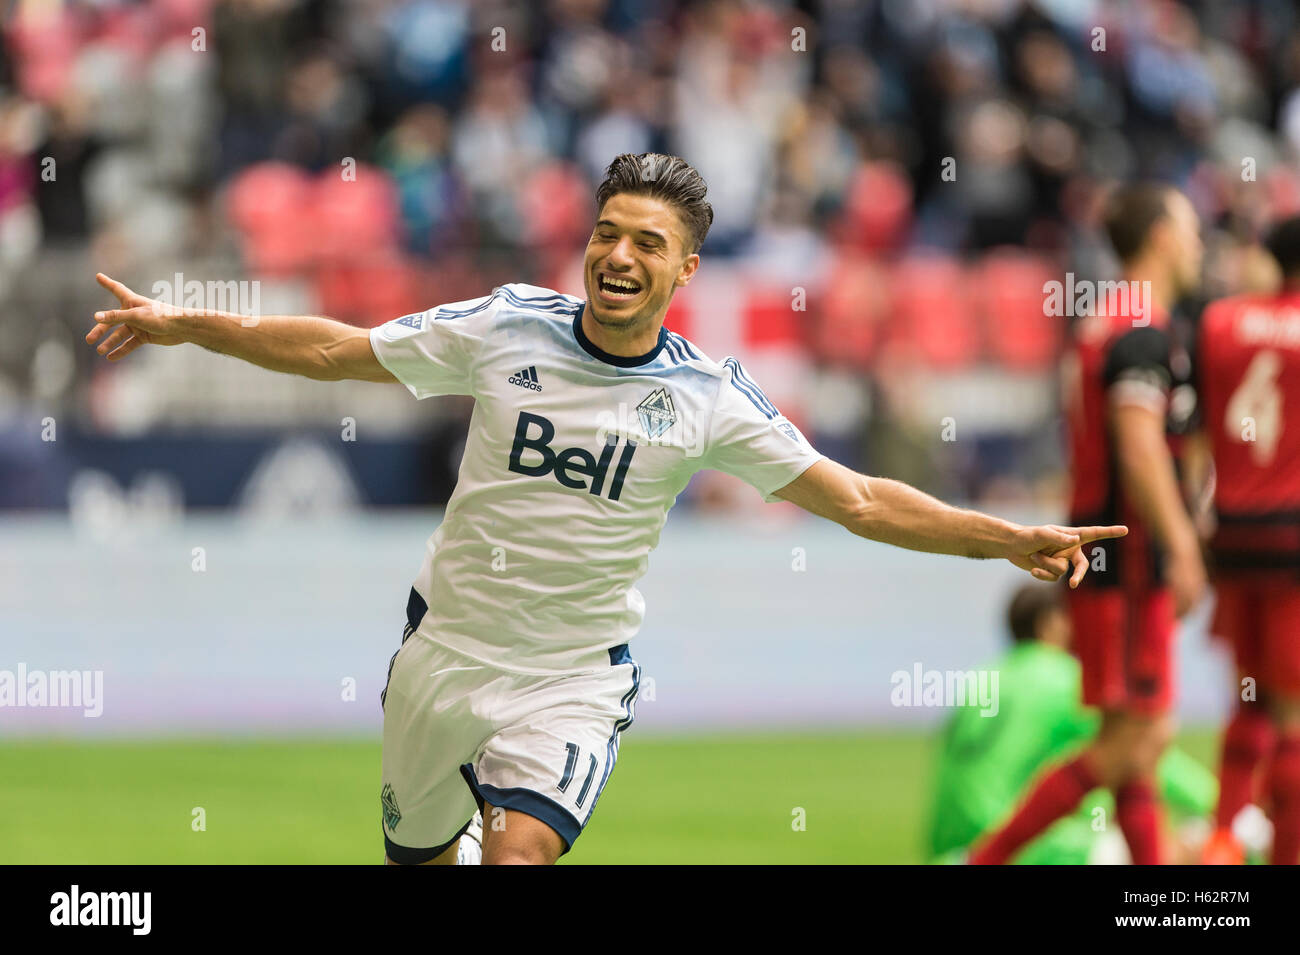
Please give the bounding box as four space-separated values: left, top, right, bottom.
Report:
0 730 1218 864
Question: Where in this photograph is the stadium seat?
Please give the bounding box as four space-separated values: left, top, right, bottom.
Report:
813 252 889 370
976 250 1059 370
888 256 978 370
311 165 403 265
741 286 805 349
837 161 914 253
225 163 316 276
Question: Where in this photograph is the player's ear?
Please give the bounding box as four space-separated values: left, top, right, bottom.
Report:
675 252 700 288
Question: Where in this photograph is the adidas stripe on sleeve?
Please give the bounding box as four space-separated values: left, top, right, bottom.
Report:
701 358 825 502
369 291 503 400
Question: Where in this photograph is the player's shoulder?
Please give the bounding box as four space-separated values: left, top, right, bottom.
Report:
1200 291 1288 332
711 353 785 419
490 283 584 318
656 333 748 386
1203 292 1258 319
429 284 582 326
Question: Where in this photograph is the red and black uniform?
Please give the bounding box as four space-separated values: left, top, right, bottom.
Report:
1200 290 1300 693
1064 306 1197 714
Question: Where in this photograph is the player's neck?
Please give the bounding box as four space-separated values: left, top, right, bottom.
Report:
1122 259 1174 318
580 306 665 358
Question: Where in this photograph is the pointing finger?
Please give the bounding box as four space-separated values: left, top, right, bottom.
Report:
96 272 137 306
1071 525 1128 546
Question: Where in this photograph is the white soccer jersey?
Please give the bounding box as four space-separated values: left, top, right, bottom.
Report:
369 284 824 674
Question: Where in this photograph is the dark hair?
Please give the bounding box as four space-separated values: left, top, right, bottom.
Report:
1006 584 1062 644
1104 183 1176 264
595 153 714 254
1266 215 1300 277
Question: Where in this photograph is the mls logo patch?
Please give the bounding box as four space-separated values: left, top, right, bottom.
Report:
381 783 402 831
637 388 677 438
777 421 799 442
394 312 424 330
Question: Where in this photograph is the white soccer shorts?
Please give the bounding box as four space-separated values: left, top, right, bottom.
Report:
379 590 641 863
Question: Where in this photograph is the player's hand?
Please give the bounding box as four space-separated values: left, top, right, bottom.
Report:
1166 544 1208 617
1005 524 1128 588
85 273 186 360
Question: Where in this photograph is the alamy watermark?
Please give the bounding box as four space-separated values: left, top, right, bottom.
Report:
0 664 103 717
1043 273 1153 327
151 273 262 325
890 663 999 717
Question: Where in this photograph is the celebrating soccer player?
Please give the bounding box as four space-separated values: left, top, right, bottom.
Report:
86 153 1125 865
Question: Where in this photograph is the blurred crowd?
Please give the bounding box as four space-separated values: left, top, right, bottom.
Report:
5 0 1300 509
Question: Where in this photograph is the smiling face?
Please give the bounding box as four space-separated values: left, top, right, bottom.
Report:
583 192 700 336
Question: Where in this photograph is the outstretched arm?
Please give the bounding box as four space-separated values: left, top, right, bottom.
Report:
85 273 398 383
774 458 1126 586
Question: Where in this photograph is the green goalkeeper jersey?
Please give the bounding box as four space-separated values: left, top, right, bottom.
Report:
927 641 1216 864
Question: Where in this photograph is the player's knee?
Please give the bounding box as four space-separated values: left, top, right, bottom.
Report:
483 844 552 865
1126 715 1173 777
1270 695 1300 732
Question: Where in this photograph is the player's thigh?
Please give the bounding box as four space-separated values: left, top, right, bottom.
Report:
1211 576 1263 679
380 637 493 864
479 804 566 865
1069 588 1126 710
463 655 640 861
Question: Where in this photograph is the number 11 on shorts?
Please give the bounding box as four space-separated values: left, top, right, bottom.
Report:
557 741 599 808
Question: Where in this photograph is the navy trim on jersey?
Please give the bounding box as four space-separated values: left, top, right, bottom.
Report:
383 815 472 865
498 286 580 316
723 358 778 419
730 359 779 415
380 587 429 710
665 336 692 364
608 643 632 666
436 297 496 320
405 587 428 632
583 660 640 826
572 302 668 367
459 764 582 853
669 332 700 360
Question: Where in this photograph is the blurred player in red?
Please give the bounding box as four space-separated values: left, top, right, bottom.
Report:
1198 216 1300 865
972 184 1207 864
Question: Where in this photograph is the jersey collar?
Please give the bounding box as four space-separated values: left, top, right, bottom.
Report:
573 302 668 367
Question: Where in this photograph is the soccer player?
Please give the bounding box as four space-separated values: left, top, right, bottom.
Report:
929 584 1216 865
85 153 1125 865
1197 215 1300 865
971 183 1206 865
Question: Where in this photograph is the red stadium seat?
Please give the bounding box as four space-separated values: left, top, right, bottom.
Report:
521 162 590 249
888 256 978 370
225 163 316 276
741 286 805 349
813 252 889 370
837 161 914 253
311 165 402 265
976 250 1060 370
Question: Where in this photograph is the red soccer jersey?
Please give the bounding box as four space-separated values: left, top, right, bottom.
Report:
1199 289 1300 570
1063 306 1196 590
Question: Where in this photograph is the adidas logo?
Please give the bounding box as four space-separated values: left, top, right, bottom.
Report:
508 366 542 392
